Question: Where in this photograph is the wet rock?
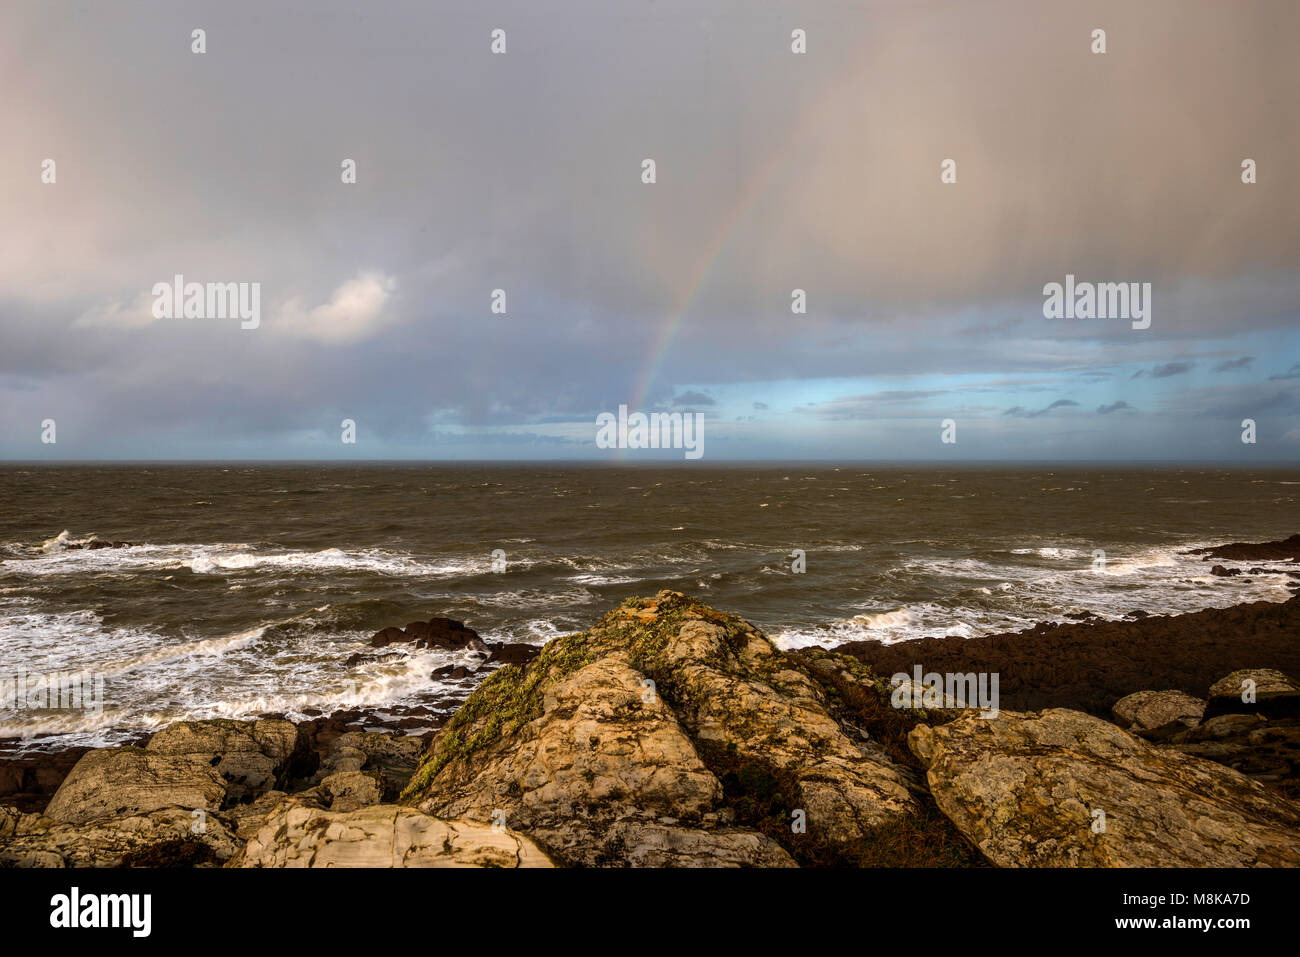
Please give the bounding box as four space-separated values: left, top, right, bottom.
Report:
487 642 542 666
1189 534 1300 562
65 540 133 551
431 665 470 680
1210 564 1241 577
344 650 405 667
368 627 409 648
371 618 487 651
910 708 1300 867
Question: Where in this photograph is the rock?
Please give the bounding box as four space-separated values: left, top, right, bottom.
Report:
41 718 312 829
604 821 794 867
369 627 409 648
404 591 916 866
404 619 473 649
313 730 426 797
232 804 553 868
223 790 291 841
1189 534 1300 562
1165 715 1300 798
145 718 311 800
1111 690 1204 735
833 594 1300 717
909 708 1300 867
1205 669 1300 720
1186 713 1269 740
371 618 486 651
0 745 93 813
0 805 240 867
431 665 470 680
487 642 542 666
344 651 405 667
43 749 228 825
1211 564 1241 577
318 771 384 812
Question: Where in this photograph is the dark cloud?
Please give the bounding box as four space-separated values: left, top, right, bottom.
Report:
1269 364 1300 381
669 391 715 407
1004 399 1080 418
1213 356 1254 372
1097 400 1133 414
1132 362 1195 379
1 0 1298 459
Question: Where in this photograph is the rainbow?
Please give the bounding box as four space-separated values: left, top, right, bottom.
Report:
626 76 843 415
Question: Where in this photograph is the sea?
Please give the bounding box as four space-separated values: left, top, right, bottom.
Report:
1 463 1296 750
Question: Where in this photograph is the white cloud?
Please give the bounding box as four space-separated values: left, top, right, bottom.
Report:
273 272 397 344
72 291 159 331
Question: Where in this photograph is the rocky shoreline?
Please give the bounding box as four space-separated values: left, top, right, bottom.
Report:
2 535 1299 867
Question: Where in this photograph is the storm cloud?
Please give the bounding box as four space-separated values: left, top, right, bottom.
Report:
2 0 1297 460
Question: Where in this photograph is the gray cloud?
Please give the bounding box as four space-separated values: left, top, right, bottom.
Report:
669 391 715 407
1004 399 1080 418
1 0 1298 459
1132 362 1195 379
1213 356 1254 372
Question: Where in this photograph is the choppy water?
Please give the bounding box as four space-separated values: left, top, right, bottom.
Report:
1 464 1296 749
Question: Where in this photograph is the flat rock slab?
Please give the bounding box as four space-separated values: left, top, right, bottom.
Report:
910 708 1300 867
234 804 553 868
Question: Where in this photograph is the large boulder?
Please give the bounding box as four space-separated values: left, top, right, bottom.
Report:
1204 669 1300 720
43 749 227 825
402 591 914 866
232 804 553 868
28 718 314 864
145 718 311 800
0 804 240 868
910 708 1300 867
371 618 487 652
1111 689 1204 735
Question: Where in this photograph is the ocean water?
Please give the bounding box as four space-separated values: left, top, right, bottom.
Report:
1 463 1296 749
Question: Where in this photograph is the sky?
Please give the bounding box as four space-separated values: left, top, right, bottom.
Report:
2 0 1298 461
